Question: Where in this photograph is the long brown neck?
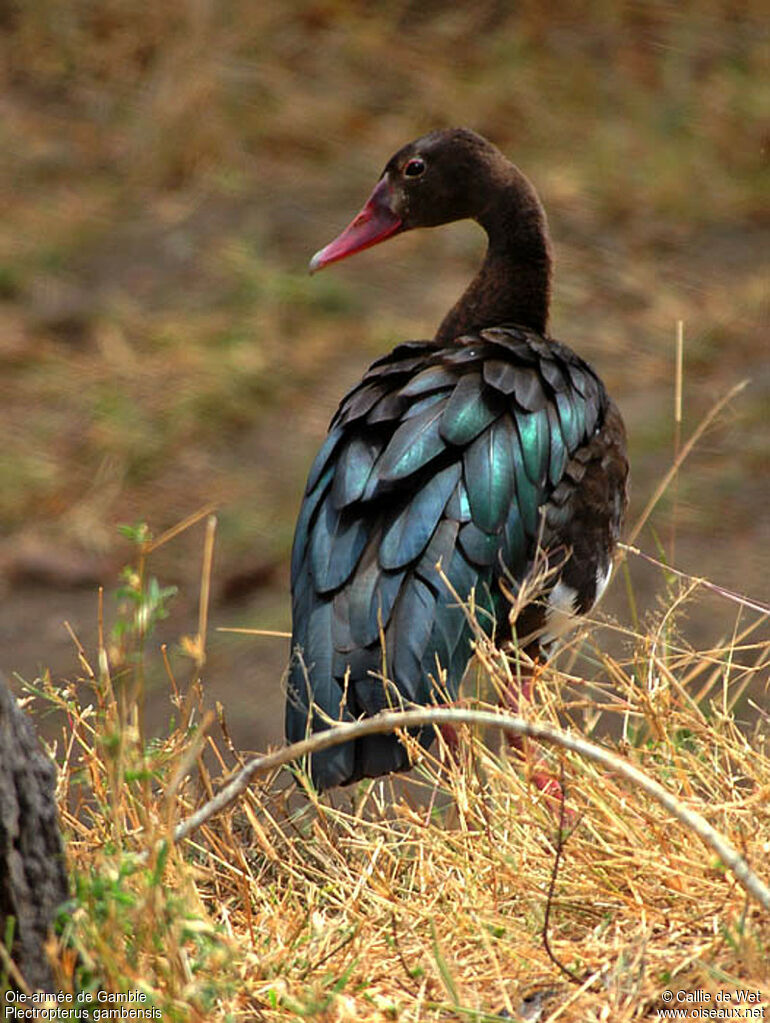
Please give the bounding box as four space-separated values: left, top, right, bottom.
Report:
435 170 552 343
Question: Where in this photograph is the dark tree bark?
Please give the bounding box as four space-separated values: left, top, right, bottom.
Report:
0 675 69 991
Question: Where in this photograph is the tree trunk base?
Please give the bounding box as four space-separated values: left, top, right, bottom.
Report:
0 675 69 991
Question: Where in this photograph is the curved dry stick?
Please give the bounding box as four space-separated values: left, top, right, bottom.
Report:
169 707 770 910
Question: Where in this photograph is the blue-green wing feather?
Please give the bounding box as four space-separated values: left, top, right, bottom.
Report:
457 520 500 566
331 434 380 509
306 425 344 493
374 401 447 484
462 414 515 533
348 546 406 648
547 404 568 486
555 389 583 452
291 464 333 581
440 372 502 446
310 495 369 594
512 367 548 412
380 462 460 570
400 364 457 398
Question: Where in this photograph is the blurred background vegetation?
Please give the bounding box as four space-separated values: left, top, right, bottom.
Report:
1 0 767 750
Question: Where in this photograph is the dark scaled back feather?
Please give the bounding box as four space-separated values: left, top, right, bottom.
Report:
287 327 619 789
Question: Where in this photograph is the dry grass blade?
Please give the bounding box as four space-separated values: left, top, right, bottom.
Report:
216 627 293 638
625 379 748 546
620 543 770 616
144 503 219 555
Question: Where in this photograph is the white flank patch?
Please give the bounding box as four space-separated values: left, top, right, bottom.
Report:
542 580 579 645
594 562 613 607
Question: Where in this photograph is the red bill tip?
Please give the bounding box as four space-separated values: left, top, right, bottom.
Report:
309 177 403 273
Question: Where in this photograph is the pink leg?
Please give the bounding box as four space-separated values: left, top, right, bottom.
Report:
500 662 569 810
500 669 535 757
435 685 571 818
438 722 460 750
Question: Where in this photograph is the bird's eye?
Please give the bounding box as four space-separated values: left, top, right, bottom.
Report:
404 157 426 178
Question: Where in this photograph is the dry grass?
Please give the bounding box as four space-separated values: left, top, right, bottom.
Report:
14 514 769 1021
